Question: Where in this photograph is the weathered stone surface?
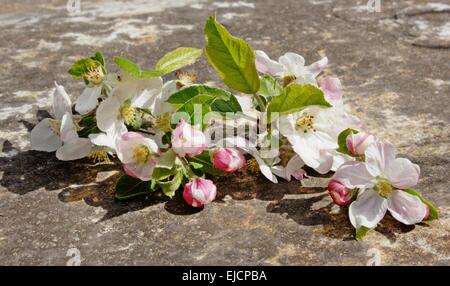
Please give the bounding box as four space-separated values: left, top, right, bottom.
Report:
0 0 449 265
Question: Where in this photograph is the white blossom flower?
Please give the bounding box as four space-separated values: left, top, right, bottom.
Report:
255 50 328 85
333 140 427 228
96 76 163 132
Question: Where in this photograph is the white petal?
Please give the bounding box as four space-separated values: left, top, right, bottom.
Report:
387 190 427 225
314 150 334 174
96 95 122 132
365 140 396 177
385 158 420 189
150 80 177 115
278 52 306 76
30 118 62 152
56 138 92 161
60 112 78 143
255 50 284 76
89 133 115 150
349 189 388 229
285 155 305 181
333 161 375 189
253 153 278 183
75 86 102 114
271 165 286 179
307 56 328 77
290 135 322 169
52 82 72 120
131 77 163 108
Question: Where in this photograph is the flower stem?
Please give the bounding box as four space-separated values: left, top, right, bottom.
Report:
254 94 266 112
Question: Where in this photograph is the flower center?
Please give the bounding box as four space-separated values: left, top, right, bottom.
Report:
246 158 260 174
296 114 316 133
89 147 110 164
133 144 150 163
282 75 296 87
84 65 104 85
120 104 137 126
373 177 394 198
175 70 197 89
48 119 61 136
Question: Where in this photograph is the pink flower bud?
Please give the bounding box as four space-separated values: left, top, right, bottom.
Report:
211 148 246 173
346 132 375 156
328 179 352 206
183 178 217 208
422 205 430 221
171 120 206 157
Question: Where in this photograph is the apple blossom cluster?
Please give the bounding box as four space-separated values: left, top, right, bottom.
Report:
29 16 437 240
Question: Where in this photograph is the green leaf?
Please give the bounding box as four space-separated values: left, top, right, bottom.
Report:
404 188 439 222
158 171 183 198
167 85 242 113
204 16 260 94
152 167 177 181
267 84 332 120
114 57 162 78
188 151 224 176
156 150 176 169
94 51 105 67
171 94 214 130
355 226 372 241
77 113 101 138
336 128 360 156
68 58 101 78
156 47 202 75
115 175 155 200
258 75 283 101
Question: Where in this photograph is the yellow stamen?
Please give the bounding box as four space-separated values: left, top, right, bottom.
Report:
175 70 198 89
89 147 110 163
282 75 296 87
84 65 104 85
133 144 150 163
374 177 394 198
246 158 260 174
120 104 136 125
296 114 316 133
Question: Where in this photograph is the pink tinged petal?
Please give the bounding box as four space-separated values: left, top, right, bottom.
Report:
346 132 376 156
255 50 284 76
96 95 122 132
423 205 430 221
307 56 328 76
385 158 420 189
183 178 217 208
333 161 375 189
122 131 145 141
30 118 62 152
364 140 396 177
387 190 427 225
52 82 72 120
320 76 342 102
212 147 246 173
123 164 139 179
123 159 156 181
349 189 388 229
285 155 305 182
328 179 352 206
171 121 206 157
278 52 306 76
56 138 92 161
75 86 102 115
